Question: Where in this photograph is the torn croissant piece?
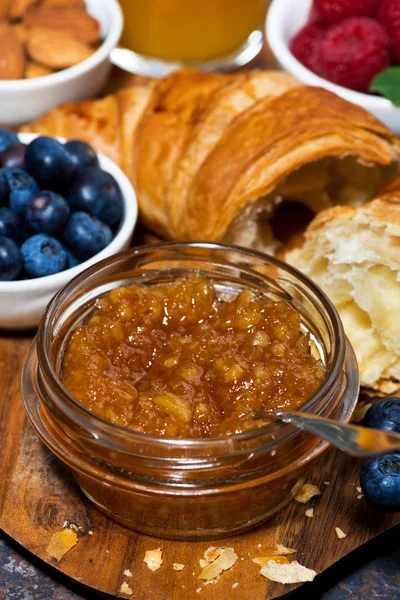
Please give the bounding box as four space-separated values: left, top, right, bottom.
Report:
21 69 400 251
286 177 400 392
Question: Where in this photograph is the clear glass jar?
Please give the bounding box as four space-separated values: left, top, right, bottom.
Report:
22 242 359 540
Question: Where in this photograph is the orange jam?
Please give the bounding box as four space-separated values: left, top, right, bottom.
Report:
62 275 325 438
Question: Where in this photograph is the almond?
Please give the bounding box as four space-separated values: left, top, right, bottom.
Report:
25 6 100 44
12 22 27 43
27 27 94 69
41 0 85 6
9 0 38 20
25 60 53 78
0 27 25 79
0 0 11 21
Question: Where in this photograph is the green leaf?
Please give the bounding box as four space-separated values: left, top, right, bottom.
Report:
369 67 400 106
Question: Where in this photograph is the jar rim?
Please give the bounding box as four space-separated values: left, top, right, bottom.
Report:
36 241 348 448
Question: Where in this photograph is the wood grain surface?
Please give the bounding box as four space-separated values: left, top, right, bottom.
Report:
0 36 399 600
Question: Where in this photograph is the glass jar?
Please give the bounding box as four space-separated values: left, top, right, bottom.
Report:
22 242 359 540
114 0 265 76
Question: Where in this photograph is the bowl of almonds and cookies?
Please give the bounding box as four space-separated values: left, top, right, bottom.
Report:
0 0 123 127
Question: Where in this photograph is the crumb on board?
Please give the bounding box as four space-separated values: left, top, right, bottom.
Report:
305 508 314 518
120 582 133 596
46 529 78 561
199 547 238 584
257 543 262 548
323 481 330 486
356 487 362 493
260 560 317 584
88 530 93 535
293 484 321 504
253 556 289 566
123 569 132 577
69 524 79 532
232 582 239 589
62 520 68 529
357 494 364 500
144 549 163 572
173 563 185 571
335 527 347 539
196 588 202 593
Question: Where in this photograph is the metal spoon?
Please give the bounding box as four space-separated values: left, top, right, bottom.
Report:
270 411 400 458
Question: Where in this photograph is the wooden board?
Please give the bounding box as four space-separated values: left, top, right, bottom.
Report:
0 332 399 599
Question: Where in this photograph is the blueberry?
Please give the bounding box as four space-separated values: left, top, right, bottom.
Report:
363 399 400 433
0 129 19 153
0 235 22 280
1 142 26 169
360 453 400 512
64 140 99 170
3 167 39 215
0 170 9 206
21 234 67 278
67 168 123 226
25 136 75 191
65 249 81 269
0 207 25 243
27 191 70 235
63 212 112 261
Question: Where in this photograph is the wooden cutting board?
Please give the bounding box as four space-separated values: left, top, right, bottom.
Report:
0 333 399 599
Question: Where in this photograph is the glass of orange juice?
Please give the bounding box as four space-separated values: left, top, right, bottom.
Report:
116 0 266 76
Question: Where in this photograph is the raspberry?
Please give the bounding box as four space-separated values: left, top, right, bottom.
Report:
318 17 390 92
314 0 383 23
290 22 328 74
377 0 400 62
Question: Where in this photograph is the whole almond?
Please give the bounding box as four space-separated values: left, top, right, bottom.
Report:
41 0 85 6
0 27 25 79
25 6 100 44
9 0 38 20
0 0 11 21
25 60 54 78
12 22 27 43
27 27 94 69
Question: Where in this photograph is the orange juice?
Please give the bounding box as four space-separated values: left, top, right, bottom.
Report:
118 0 266 62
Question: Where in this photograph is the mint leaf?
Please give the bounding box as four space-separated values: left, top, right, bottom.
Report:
369 67 400 106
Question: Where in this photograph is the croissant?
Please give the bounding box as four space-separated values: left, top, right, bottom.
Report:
286 176 400 393
21 68 400 252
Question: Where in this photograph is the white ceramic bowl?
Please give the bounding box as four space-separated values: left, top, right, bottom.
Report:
0 0 123 127
266 0 400 133
0 133 138 330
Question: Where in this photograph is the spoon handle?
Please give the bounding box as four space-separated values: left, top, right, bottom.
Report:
277 411 400 458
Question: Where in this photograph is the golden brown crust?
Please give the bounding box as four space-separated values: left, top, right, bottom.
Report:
21 69 400 245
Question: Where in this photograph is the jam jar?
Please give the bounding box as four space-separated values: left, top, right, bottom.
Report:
22 242 359 540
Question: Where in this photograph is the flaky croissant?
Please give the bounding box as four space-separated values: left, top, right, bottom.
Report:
286 176 400 393
21 68 400 252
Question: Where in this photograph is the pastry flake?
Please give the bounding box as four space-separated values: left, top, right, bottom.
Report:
293 484 321 503
46 529 78 561
260 560 317 584
144 548 163 572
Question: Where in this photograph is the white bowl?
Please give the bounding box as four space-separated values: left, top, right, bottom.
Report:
0 133 138 330
266 0 400 133
0 0 123 127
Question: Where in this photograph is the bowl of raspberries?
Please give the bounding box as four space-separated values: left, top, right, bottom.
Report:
0 130 137 329
266 0 400 132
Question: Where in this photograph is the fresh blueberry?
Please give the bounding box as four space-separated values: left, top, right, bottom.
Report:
0 170 9 206
67 168 123 226
27 191 70 235
63 211 112 261
65 249 81 269
360 453 400 512
0 129 19 153
25 136 75 191
1 142 26 169
0 235 22 280
3 167 39 215
363 399 400 433
64 140 99 170
21 234 67 278
0 207 25 243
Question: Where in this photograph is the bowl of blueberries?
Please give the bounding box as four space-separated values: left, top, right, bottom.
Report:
0 129 137 329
